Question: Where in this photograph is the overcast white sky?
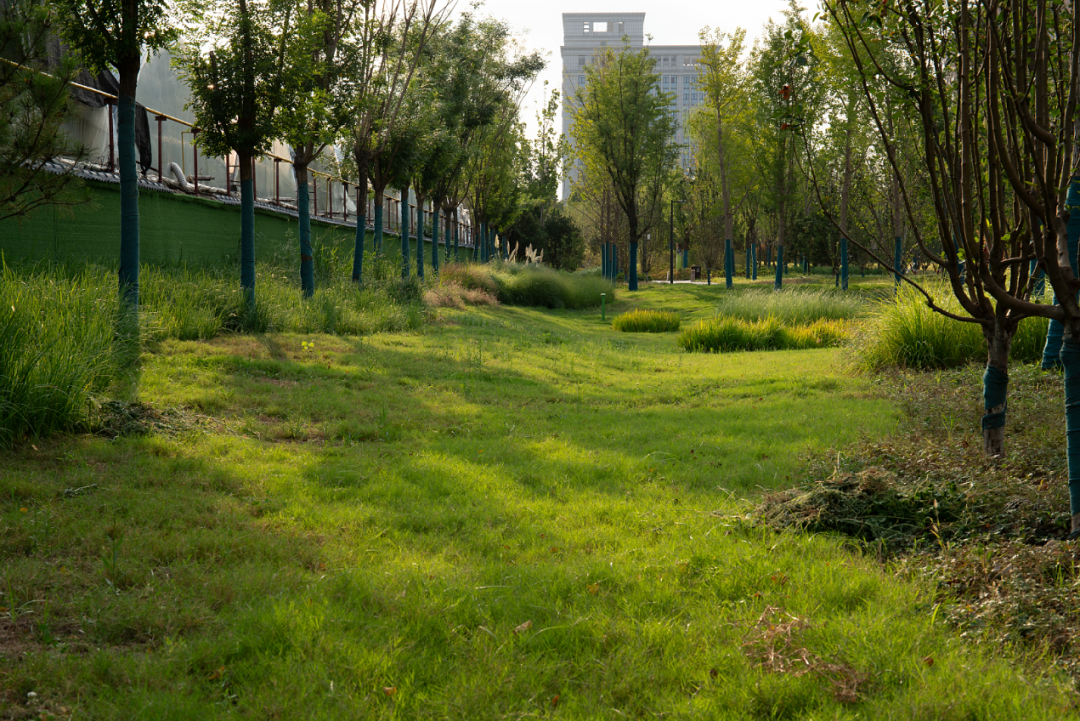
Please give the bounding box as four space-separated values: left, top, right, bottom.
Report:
452 0 808 140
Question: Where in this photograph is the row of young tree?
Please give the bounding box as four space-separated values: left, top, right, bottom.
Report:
1 0 586 313
567 0 1080 534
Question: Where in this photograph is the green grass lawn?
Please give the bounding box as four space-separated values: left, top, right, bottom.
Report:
1 283 1072 718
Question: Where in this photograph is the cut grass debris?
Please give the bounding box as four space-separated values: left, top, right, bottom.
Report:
757 362 1080 685
611 308 680 333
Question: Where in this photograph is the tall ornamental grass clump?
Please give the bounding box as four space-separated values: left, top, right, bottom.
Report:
442 262 614 309
854 284 1049 370
612 309 680 333
678 316 849 353
716 287 867 324
0 263 117 443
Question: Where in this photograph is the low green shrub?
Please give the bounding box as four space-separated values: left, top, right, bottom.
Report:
716 287 867 324
612 309 681 333
678 316 849 353
853 285 1050 370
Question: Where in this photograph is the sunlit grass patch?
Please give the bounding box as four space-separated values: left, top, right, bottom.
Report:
715 287 868 324
853 283 1049 370
612 309 680 333
678 316 849 353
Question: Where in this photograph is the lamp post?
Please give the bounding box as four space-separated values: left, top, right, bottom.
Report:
669 198 684 284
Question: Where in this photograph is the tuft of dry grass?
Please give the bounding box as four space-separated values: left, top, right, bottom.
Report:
424 281 498 309
742 605 871 704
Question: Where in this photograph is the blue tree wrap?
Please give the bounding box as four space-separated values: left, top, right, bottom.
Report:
415 200 424 280
1030 259 1045 298
352 209 366 282
431 207 439 274
629 241 639 291
1043 179 1080 368
445 212 452 263
240 176 255 309
774 246 784 290
400 186 410 278
751 244 757 280
894 236 902 291
117 94 140 309
725 238 733 288
602 244 608 279
373 202 383 256
841 234 848 290
982 364 1008 430
298 179 314 297
1061 339 1080 514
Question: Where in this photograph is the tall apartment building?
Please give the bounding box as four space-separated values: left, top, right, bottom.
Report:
561 12 703 199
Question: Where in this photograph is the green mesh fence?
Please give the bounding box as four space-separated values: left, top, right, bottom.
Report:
0 179 427 266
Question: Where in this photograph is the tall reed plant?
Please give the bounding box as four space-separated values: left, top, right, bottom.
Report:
441 262 614 309
853 284 1050 370
716 288 867 324
613 309 680 333
678 316 849 353
0 263 117 443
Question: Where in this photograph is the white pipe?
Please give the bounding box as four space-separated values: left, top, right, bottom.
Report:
168 162 190 191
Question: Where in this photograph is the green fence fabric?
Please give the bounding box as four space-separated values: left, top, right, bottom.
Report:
0 179 364 266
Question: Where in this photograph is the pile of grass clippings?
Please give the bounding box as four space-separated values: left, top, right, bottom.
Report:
758 363 1080 685
93 400 221 438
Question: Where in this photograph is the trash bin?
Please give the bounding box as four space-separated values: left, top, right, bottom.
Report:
690 265 701 281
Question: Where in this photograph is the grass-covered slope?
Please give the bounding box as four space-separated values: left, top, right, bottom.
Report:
0 280 1074 718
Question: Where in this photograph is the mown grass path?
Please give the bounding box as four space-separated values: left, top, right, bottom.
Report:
1 284 1071 718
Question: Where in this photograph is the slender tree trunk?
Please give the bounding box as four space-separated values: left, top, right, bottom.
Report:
295 161 314 297
239 151 256 309
117 53 140 312
840 122 852 291
982 315 1013 456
